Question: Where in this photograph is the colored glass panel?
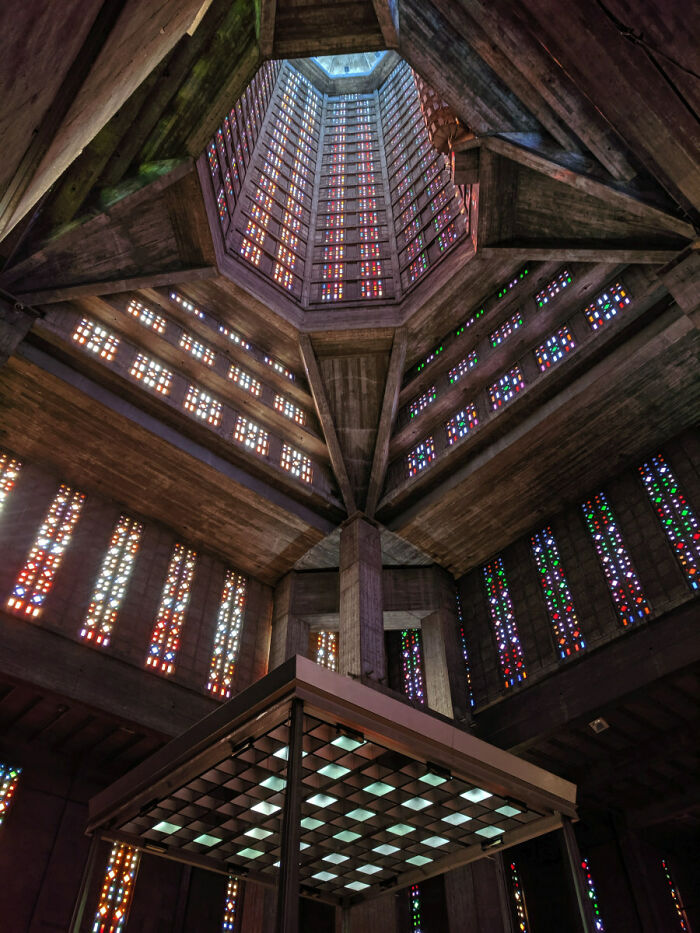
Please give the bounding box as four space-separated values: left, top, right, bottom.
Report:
72 319 120 361
0 451 22 513
0 763 21 826
510 861 530 932
483 557 526 688
409 884 423 932
280 444 313 483
585 282 630 330
179 332 216 366
146 544 197 675
401 629 425 705
274 394 305 425
313 631 338 672
535 269 572 307
228 365 262 397
130 354 172 395
489 366 525 409
531 527 585 658
409 386 437 419
490 310 524 347
448 350 478 384
455 591 474 708
233 417 270 456
127 299 166 333
535 325 575 370
184 385 223 426
497 267 529 299
92 842 140 933
207 571 247 699
662 859 689 932
446 404 479 445
407 437 436 477
222 876 239 932
581 857 605 932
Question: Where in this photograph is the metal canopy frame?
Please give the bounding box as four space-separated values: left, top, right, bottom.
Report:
87 656 577 910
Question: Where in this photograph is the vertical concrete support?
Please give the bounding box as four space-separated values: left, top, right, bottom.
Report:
269 574 309 670
233 578 273 693
445 855 515 932
421 569 471 723
0 299 41 367
561 817 598 933
339 515 385 683
275 698 304 933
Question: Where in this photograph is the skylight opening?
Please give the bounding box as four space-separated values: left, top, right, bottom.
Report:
312 52 387 78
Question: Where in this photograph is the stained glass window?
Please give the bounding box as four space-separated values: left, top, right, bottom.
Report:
409 386 437 419
280 444 313 483
483 557 526 688
531 527 585 658
585 282 630 331
179 333 216 366
80 515 143 647
407 437 436 477
92 842 140 933
497 267 529 299
274 394 306 425
219 325 251 351
535 325 576 371
0 763 21 826
661 859 689 932
535 269 572 307
489 366 525 409
401 629 425 704
490 310 524 347
639 454 700 590
72 319 120 361
184 385 223 426
448 351 478 384
265 356 295 381
8 485 85 617
222 876 239 932
313 631 338 672
207 571 247 699
228 365 262 397
146 544 197 675
416 345 443 374
455 591 474 708
129 354 173 395
0 451 22 513
509 861 530 932
581 857 605 932
446 404 479 445
126 299 166 334
409 883 423 932
170 291 205 320
581 493 650 626
233 416 270 456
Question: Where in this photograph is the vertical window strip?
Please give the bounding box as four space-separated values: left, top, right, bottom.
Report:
222 876 239 932
409 883 423 932
313 631 338 672
80 515 143 647
581 857 605 932
0 451 22 512
207 571 247 699
92 842 140 933
639 454 700 590
661 859 690 932
531 527 585 659
455 591 475 708
581 493 650 626
146 544 197 675
400 629 425 704
0 763 21 826
7 485 85 617
483 557 527 688
509 861 530 933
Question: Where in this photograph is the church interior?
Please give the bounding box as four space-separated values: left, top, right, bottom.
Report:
0 0 698 930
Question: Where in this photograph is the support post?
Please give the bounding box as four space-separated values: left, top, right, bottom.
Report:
275 698 304 933
421 570 471 723
69 833 101 933
338 515 385 684
269 574 309 670
561 817 598 933
0 296 41 367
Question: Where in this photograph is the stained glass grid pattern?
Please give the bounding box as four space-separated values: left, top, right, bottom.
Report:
483 558 527 688
535 269 572 307
662 859 689 932
80 515 143 647
448 351 478 384
146 544 197 675
184 385 223 426
92 843 140 933
7 485 85 617
410 884 423 932
531 527 585 659
455 591 475 708
581 857 605 932
280 444 313 483
446 404 479 445
0 763 21 826
233 417 270 456
73 319 120 361
490 310 524 348
581 493 650 626
535 325 575 371
130 354 173 395
584 282 630 331
208 572 247 699
401 629 425 704
407 437 436 477
639 454 700 590
408 387 437 419
127 299 166 334
510 861 530 932
0 451 22 512
489 366 525 410
222 877 239 932
313 631 338 672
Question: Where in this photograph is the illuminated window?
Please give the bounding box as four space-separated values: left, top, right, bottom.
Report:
244 219 266 246
407 438 436 477
170 291 205 320
274 394 305 425
535 269 572 307
416 344 443 374
639 454 700 590
127 299 166 334
219 325 251 351
0 764 21 826
130 354 173 395
585 282 630 330
240 238 262 266
222 877 239 932
92 843 140 933
322 263 344 280
72 319 120 361
661 859 690 932
321 282 344 301
581 857 605 932
409 387 437 419
228 365 261 397
535 325 576 371
497 267 529 299
146 544 197 675
490 310 524 347
489 366 525 409
509 862 530 932
446 404 479 445
582 493 650 626
207 571 247 699
281 444 313 483
437 223 459 251
359 243 380 259
454 308 484 337
80 515 143 647
409 884 423 932
401 629 425 704
448 351 478 384
483 557 527 688
531 527 585 658
408 253 429 284
360 279 384 298
179 332 216 366
312 631 338 672
184 385 222 426
7 485 85 617
455 591 475 708
0 451 22 512
233 416 269 456
265 356 295 381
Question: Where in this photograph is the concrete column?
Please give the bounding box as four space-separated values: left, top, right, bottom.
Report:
338 515 385 684
269 573 309 671
0 298 41 367
445 855 515 933
232 578 273 693
421 570 471 723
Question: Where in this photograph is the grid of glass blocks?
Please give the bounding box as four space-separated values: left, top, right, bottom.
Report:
407 437 436 477
483 557 527 688
274 394 306 425
661 859 689 932
509 861 530 932
488 366 525 410
401 629 425 704
445 404 479 445
207 572 247 699
639 454 700 590
80 515 143 647
92 842 140 933
130 354 173 395
581 857 605 932
228 365 262 397
233 417 270 456
530 527 585 659
534 325 575 371
497 267 529 299
489 310 524 348
179 332 217 366
280 444 313 483
72 318 120 361
448 350 478 384
7 485 85 617
312 631 338 672
0 451 22 513
127 298 167 334
535 269 572 307
408 387 437 419
184 385 223 426
265 356 295 381
0 763 21 826
222 876 239 932
170 291 205 320
146 544 197 675
581 492 650 626
584 282 630 331
116 714 544 898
